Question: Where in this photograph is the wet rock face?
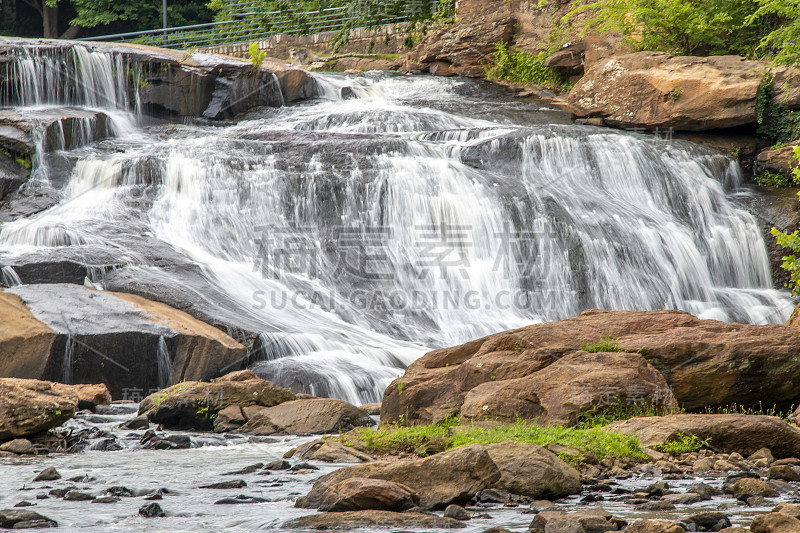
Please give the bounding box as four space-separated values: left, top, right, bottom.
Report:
381 309 800 426
318 478 420 512
0 284 245 398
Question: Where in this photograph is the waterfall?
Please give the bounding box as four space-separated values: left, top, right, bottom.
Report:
1 266 22 287
0 42 135 111
0 67 794 405
63 335 73 385
156 336 172 389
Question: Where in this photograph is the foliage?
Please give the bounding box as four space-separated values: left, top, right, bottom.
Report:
653 432 711 456
580 332 626 353
565 0 767 57
703 402 797 421
248 42 267 67
772 149 800 294
575 403 682 429
756 74 800 145
749 0 800 66
485 42 571 92
352 417 647 462
70 0 213 32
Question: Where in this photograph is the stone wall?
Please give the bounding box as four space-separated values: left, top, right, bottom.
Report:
202 23 411 61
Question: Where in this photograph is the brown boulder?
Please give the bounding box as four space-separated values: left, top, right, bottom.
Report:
0 438 36 455
0 378 78 440
757 141 800 176
140 372 294 430
544 43 586 74
484 442 581 498
402 17 516 78
70 383 112 410
212 405 246 433
606 414 800 458
733 478 778 498
290 440 373 463
318 478 420 512
284 510 464 530
626 521 686 533
381 310 800 425
751 512 800 533
299 444 501 510
461 351 674 425
0 509 57 529
568 52 766 131
236 398 371 435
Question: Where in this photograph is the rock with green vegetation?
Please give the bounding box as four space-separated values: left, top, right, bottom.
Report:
605 414 800 458
568 52 767 131
460 350 674 425
0 378 78 441
483 442 581 499
756 141 800 181
236 398 371 435
318 478 420 512
298 444 501 510
381 309 800 425
140 370 294 430
284 510 465 530
287 439 373 463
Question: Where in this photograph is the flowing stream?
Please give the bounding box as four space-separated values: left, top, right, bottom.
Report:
0 44 795 406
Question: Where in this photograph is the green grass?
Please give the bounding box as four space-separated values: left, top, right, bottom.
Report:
703 402 796 422
352 417 647 463
484 42 572 92
653 432 711 456
575 403 682 429
580 333 627 353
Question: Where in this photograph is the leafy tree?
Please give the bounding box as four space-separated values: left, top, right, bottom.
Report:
565 0 766 57
749 0 800 65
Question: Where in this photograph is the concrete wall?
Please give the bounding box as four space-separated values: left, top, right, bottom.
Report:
202 23 411 61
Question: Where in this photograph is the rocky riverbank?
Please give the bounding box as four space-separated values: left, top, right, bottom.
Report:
6 308 800 531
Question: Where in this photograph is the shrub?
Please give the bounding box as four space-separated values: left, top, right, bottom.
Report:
580 332 626 353
771 147 800 293
248 41 266 67
653 432 711 456
749 0 800 66
485 42 571 91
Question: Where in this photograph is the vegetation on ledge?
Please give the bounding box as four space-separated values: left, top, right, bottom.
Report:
347 417 649 464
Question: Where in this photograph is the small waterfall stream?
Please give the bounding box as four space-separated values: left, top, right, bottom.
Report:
156 336 173 389
0 46 794 404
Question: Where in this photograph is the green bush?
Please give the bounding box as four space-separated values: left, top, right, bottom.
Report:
749 0 800 66
485 42 571 91
771 147 800 293
653 432 711 456
580 332 627 353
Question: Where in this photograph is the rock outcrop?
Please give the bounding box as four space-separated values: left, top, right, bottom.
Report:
606 414 800 458
757 141 800 177
381 309 800 425
284 510 465 530
484 442 582 499
0 378 78 440
568 52 767 131
236 398 371 435
318 478 420 512
0 284 245 398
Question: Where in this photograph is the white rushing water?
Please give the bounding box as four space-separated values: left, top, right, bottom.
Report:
0 52 795 404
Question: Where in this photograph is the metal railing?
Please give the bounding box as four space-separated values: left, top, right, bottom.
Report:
77 2 438 50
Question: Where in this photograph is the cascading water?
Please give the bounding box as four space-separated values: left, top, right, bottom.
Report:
0 265 21 287
157 336 173 389
0 53 794 404
63 334 73 385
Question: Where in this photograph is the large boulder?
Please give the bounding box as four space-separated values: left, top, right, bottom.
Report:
139 371 294 430
402 17 516 78
605 414 800 458
318 478 420 512
0 284 246 399
484 442 581 498
381 310 800 425
236 398 371 435
757 141 800 177
460 351 674 425
0 378 78 440
568 52 767 131
284 510 464 530
751 512 800 533
0 509 57 529
299 444 501 510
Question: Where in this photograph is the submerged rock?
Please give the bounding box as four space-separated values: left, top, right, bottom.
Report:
32 467 60 482
138 502 165 518
0 509 57 529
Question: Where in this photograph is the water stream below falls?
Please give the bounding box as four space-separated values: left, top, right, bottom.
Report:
0 66 795 405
